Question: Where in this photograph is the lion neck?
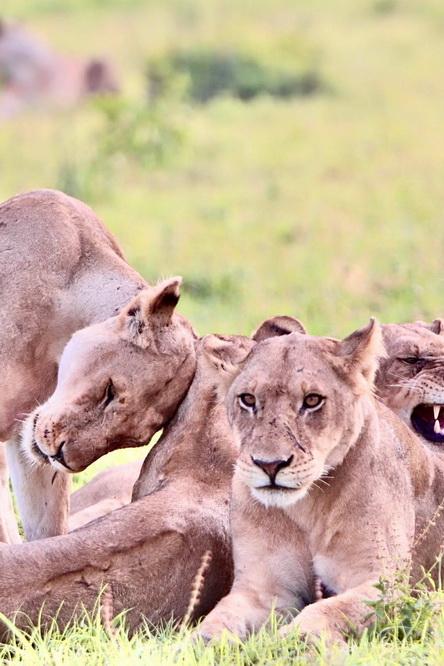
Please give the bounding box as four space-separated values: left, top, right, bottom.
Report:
132 356 237 499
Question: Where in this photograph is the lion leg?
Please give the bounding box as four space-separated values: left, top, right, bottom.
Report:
197 498 312 641
0 446 21 543
279 580 380 643
0 485 232 638
6 441 70 540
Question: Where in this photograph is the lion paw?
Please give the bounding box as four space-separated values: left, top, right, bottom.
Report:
279 605 346 645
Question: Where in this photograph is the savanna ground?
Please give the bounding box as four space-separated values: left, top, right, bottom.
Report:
2 0 444 662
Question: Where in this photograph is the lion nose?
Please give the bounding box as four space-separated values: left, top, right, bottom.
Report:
251 455 294 482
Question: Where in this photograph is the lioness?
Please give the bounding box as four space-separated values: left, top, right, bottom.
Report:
377 320 444 446
67 316 306 531
0 189 196 541
198 320 444 643
0 19 118 118
0 332 260 636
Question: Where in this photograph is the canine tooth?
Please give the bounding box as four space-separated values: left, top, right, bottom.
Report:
434 405 441 420
435 419 441 434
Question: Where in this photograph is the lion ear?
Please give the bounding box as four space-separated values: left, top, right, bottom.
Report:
336 319 384 388
252 316 306 342
202 335 254 378
120 277 182 347
430 319 444 336
414 319 444 336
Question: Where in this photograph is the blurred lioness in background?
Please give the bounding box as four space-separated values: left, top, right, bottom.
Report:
0 18 118 118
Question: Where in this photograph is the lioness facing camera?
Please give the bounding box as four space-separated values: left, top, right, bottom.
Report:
198 320 444 643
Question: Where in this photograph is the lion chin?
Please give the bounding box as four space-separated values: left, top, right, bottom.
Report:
251 485 308 508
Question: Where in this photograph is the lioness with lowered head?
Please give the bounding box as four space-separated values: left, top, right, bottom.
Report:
198 320 444 643
0 189 196 541
0 331 264 637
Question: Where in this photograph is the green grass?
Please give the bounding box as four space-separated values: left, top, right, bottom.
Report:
2 0 444 661
1 602 444 666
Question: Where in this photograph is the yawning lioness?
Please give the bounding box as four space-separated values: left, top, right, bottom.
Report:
377 320 444 447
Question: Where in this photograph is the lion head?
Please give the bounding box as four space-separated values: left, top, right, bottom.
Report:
376 319 444 446
21 278 197 472
226 319 383 508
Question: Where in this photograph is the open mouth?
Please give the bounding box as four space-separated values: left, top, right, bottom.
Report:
411 404 444 444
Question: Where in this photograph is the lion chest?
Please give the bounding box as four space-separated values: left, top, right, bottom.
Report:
312 554 342 595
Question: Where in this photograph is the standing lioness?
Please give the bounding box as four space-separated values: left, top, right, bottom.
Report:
0 189 196 541
198 320 444 643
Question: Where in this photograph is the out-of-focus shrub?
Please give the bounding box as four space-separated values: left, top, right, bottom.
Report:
147 47 326 104
57 94 185 201
372 0 398 14
183 271 241 302
93 96 183 169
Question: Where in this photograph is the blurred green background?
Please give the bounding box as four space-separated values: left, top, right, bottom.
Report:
2 0 444 479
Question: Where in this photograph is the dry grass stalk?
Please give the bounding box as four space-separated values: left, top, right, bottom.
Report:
414 494 444 549
181 549 213 630
101 583 116 639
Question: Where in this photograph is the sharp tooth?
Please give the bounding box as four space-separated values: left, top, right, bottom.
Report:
435 419 441 434
434 405 441 420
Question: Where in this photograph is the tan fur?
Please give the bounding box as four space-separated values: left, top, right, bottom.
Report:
376 321 444 447
198 321 444 643
0 448 20 543
0 334 256 638
68 461 142 531
0 189 196 540
68 319 306 530
0 20 118 118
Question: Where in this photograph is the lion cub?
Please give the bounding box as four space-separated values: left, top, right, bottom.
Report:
198 320 443 643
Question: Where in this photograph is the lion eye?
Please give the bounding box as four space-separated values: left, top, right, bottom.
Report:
400 357 421 365
239 393 256 411
303 393 324 410
102 380 116 408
